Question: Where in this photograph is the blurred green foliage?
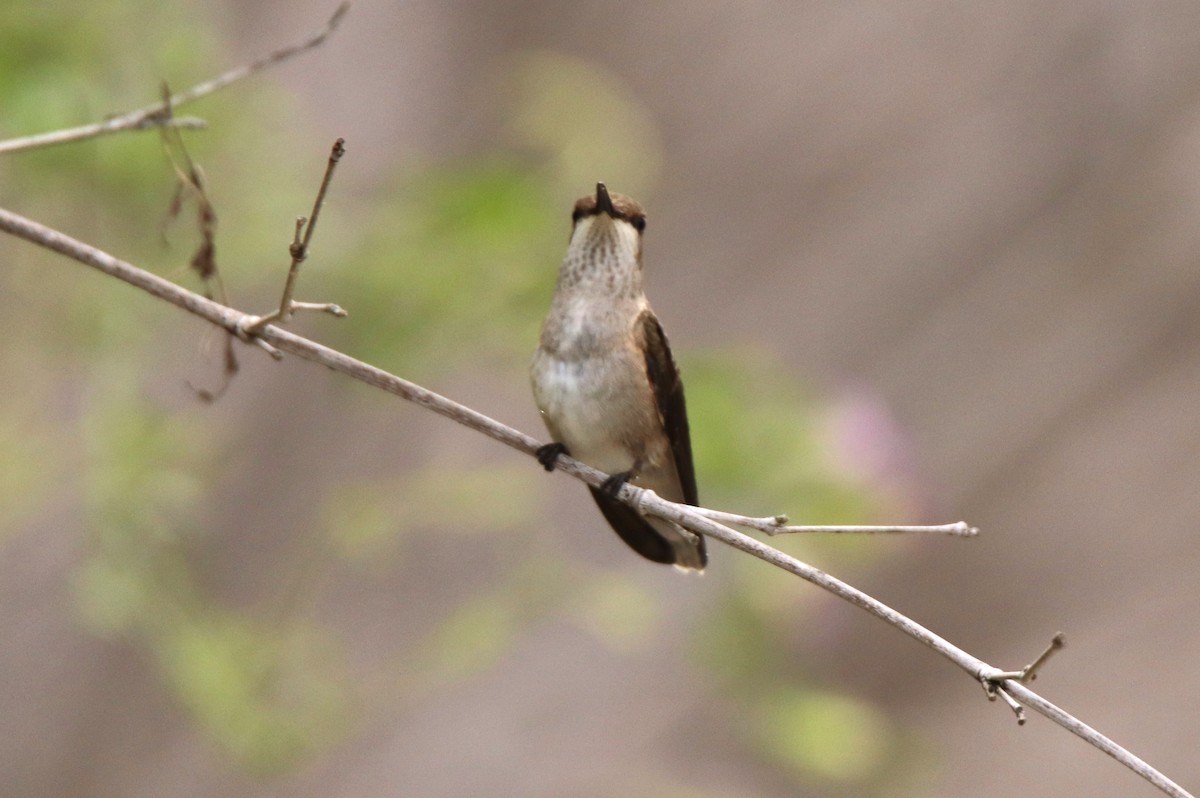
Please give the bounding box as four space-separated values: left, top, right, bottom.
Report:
687 350 877 522
322 462 546 563
754 687 893 782
1 2 911 792
2 0 347 775
333 161 559 372
505 51 663 198
73 373 351 773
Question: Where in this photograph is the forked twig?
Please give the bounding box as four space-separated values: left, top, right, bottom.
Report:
238 138 348 343
980 633 1067 725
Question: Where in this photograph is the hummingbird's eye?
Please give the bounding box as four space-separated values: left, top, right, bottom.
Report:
572 208 585 223
631 215 646 232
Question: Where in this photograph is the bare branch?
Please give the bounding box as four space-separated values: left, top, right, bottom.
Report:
0 203 1191 798
0 2 349 156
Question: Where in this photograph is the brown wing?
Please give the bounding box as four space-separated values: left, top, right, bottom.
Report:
639 309 705 567
584 311 703 568
638 309 699 505
588 487 677 564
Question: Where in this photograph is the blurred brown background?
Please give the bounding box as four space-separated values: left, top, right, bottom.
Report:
2 1 1199 796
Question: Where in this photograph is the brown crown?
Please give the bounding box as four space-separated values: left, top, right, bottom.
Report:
572 182 646 230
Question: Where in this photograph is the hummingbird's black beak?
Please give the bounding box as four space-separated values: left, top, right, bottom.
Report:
595 182 614 216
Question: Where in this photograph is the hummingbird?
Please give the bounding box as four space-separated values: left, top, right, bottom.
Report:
531 183 706 571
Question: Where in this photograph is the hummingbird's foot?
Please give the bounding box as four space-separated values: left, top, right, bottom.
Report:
535 442 569 472
599 470 635 498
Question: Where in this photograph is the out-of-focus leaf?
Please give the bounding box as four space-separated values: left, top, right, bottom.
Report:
0 404 57 540
413 594 517 686
332 161 559 371
322 482 400 562
753 687 894 783
323 463 546 562
569 571 662 651
73 382 354 772
505 50 663 197
394 463 545 535
685 349 877 522
160 615 350 774
694 579 793 685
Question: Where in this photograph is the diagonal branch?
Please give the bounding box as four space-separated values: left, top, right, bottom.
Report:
0 2 349 156
0 202 1191 798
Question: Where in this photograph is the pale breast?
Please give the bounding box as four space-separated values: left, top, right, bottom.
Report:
531 349 660 475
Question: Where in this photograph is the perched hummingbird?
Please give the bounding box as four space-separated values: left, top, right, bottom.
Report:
531 183 706 571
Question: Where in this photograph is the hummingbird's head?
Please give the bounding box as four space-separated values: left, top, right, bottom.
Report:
571 182 646 234
561 183 647 293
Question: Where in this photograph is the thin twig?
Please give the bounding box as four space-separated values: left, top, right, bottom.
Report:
688 506 977 537
989 632 1067 682
1024 631 1067 680
295 139 345 260
767 522 978 536
0 117 207 155
0 204 1191 798
0 3 349 156
983 679 1028 725
240 138 347 336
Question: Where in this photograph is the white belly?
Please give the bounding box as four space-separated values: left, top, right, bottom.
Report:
531 353 639 475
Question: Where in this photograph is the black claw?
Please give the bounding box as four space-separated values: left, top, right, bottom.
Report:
536 442 569 472
600 470 633 498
